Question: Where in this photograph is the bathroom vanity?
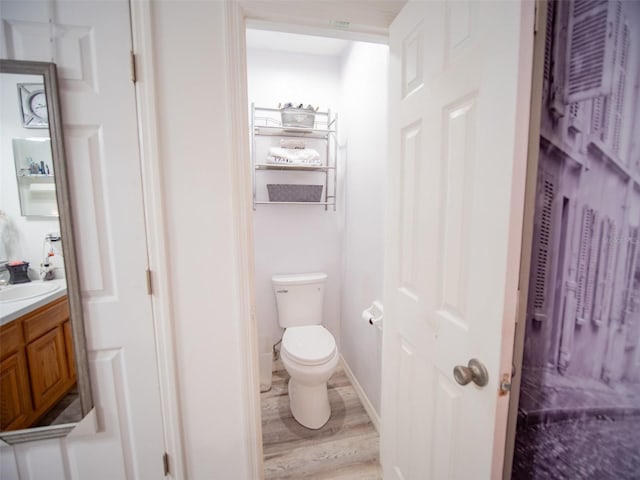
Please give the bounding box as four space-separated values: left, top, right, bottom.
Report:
0 282 76 431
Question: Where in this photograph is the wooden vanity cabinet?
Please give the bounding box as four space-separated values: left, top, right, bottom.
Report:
0 296 76 431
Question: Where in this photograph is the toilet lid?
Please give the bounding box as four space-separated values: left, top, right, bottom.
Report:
282 326 336 366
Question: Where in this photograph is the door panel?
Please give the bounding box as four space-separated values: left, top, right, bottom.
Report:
383 1 533 478
432 372 462 479
0 1 165 478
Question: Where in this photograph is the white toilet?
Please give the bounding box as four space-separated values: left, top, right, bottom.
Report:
272 272 338 429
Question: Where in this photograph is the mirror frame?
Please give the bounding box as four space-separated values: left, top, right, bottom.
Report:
0 60 93 444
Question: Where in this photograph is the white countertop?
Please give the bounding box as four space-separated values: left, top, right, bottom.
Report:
0 279 68 326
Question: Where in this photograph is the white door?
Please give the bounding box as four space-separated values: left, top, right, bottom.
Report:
382 1 533 479
0 1 166 478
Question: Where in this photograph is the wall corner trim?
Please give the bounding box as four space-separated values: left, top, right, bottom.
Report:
223 1 265 478
340 355 381 432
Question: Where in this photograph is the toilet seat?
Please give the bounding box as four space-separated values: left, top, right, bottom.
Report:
282 326 336 366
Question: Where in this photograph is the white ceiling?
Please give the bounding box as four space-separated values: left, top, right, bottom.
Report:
241 0 407 34
246 29 350 57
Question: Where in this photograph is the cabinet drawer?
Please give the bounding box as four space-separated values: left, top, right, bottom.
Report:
23 297 69 343
0 321 24 360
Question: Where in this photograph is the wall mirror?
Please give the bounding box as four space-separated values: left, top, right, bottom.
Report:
0 60 93 444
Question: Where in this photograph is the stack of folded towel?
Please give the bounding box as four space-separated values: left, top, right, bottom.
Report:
266 146 321 166
280 139 306 149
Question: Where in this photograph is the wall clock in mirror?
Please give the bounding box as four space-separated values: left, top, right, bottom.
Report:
18 83 48 128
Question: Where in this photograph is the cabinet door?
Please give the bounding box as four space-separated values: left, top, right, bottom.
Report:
26 326 70 411
0 352 33 430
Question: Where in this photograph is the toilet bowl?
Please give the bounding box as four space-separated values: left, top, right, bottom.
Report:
280 325 339 429
272 272 338 429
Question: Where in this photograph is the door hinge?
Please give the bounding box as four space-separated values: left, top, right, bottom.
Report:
162 452 170 476
130 50 137 83
499 364 517 396
146 268 153 295
499 373 512 395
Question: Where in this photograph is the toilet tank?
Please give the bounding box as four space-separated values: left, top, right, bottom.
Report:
272 272 327 328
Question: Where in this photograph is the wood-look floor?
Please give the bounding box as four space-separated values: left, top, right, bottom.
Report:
261 360 381 479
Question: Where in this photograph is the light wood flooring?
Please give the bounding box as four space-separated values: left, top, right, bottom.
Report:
261 360 381 479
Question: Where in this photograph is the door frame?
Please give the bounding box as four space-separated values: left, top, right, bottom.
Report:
503 0 549 478
131 0 539 477
127 2 188 477
128 2 278 477
227 1 537 475
217 2 397 477
217 0 537 476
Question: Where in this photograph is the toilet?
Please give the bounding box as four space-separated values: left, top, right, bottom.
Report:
272 272 338 429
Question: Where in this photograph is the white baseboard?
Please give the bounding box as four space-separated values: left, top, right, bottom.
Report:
340 355 380 432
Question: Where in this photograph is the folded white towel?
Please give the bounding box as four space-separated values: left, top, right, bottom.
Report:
267 156 293 165
266 155 323 166
267 147 321 165
280 139 306 149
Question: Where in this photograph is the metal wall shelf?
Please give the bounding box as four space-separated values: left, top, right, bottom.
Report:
251 103 338 211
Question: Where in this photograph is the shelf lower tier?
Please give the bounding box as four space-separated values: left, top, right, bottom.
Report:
254 201 335 206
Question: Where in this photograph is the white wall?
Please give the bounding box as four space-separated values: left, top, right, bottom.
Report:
339 42 388 414
247 37 388 416
150 2 254 478
0 73 61 276
246 47 344 350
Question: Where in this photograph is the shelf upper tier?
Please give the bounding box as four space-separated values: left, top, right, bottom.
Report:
253 109 336 138
255 163 335 171
254 106 331 115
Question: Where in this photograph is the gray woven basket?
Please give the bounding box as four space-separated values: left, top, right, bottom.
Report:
267 184 323 202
